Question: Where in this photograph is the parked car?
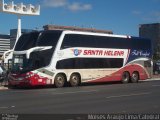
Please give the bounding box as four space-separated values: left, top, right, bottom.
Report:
153 61 160 74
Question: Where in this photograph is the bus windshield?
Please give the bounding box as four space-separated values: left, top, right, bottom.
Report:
15 32 40 51
11 30 62 73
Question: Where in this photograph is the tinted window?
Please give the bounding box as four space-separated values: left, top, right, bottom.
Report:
15 32 40 51
36 31 62 47
14 31 62 72
56 58 123 69
28 31 62 69
61 34 97 49
61 34 151 50
29 49 53 69
131 37 151 50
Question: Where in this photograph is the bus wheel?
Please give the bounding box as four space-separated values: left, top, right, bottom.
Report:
131 72 139 83
70 73 81 87
122 72 130 84
54 74 66 88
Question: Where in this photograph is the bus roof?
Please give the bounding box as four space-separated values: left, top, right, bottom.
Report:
43 25 113 34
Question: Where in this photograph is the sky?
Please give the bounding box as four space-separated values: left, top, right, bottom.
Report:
0 0 160 36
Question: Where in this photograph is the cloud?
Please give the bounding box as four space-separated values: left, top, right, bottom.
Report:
152 11 160 18
142 11 160 21
149 11 160 21
42 0 92 12
132 10 142 15
42 0 67 8
68 2 92 12
133 10 160 22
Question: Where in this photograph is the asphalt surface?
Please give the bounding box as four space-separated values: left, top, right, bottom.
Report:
0 80 160 114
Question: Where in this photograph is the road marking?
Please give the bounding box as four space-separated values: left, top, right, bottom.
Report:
0 105 15 109
144 79 160 82
51 90 98 95
106 92 151 99
152 85 160 87
0 107 8 109
9 89 56 93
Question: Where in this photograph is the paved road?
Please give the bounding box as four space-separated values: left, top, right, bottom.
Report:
0 80 160 114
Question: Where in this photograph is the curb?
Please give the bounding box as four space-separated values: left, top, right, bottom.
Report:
0 81 8 90
145 78 160 81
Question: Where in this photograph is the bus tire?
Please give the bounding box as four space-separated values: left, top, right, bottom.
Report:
121 71 130 84
69 73 81 87
54 74 66 88
131 72 139 83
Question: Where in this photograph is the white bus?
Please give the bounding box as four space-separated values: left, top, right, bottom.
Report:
8 30 152 88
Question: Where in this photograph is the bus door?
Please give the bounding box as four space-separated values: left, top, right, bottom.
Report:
8 59 12 71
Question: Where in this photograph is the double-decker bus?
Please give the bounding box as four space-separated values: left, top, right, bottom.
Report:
8 30 152 88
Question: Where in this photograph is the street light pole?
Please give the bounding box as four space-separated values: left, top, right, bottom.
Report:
0 0 40 42
17 15 21 41
0 0 40 65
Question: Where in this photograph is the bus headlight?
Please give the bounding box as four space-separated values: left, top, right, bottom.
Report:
25 73 35 78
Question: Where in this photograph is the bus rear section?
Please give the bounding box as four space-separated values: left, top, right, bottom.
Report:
8 30 152 88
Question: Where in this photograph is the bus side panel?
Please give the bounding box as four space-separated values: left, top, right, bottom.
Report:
87 64 149 83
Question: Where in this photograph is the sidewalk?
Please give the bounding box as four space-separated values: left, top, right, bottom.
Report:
0 86 8 90
0 81 8 90
152 74 160 79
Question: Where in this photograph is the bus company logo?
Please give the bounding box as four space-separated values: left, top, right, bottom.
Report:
132 50 150 57
72 49 82 56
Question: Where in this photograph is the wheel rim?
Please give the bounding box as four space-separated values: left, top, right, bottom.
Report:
123 74 129 81
55 76 64 87
71 76 78 85
122 72 129 83
70 74 80 86
132 73 138 80
124 75 128 81
131 72 138 82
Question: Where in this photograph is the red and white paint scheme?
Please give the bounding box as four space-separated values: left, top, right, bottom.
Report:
8 30 152 88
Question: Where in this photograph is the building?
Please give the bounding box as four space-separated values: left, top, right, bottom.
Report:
139 23 160 60
0 34 10 58
43 25 113 34
10 29 34 49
